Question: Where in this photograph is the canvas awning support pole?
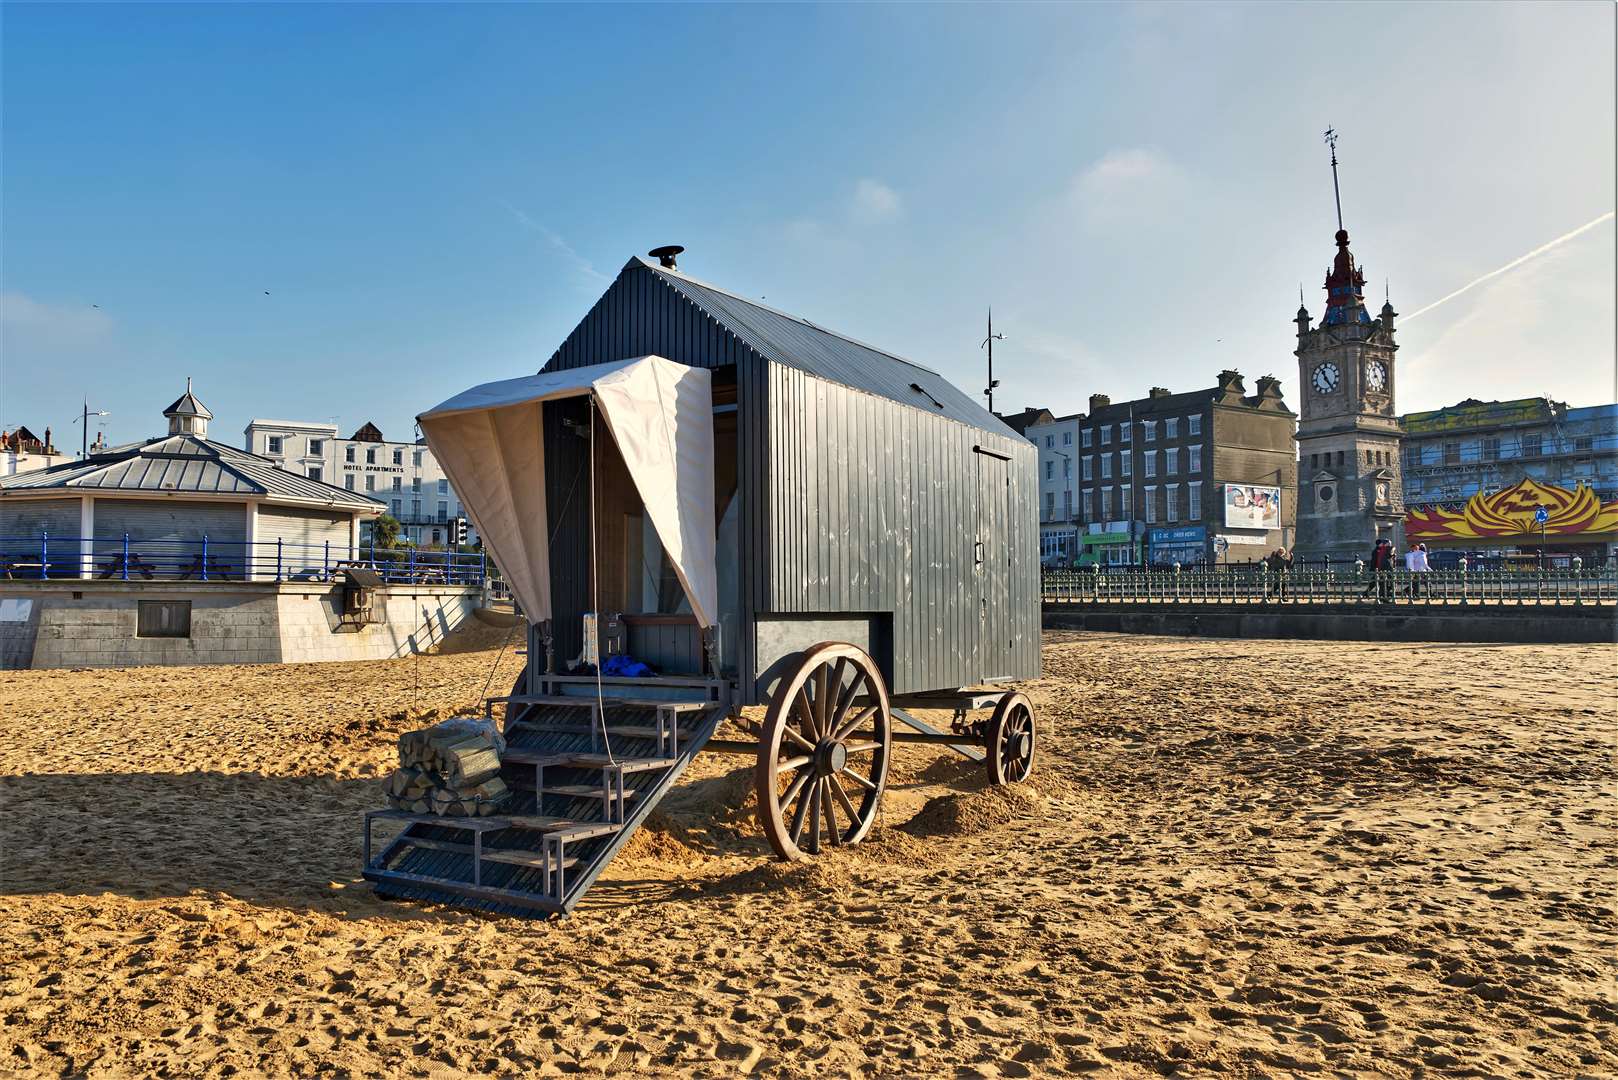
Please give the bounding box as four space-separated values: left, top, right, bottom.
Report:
588 396 616 766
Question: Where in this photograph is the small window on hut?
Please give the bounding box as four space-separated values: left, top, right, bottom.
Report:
137 600 192 638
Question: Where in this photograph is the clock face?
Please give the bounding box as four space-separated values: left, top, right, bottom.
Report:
1366 360 1388 393
1312 362 1340 394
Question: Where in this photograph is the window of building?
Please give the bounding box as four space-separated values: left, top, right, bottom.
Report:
1521 433 1543 457
412 477 421 493
1189 445 1202 473
1121 454 1132 478
1188 415 1202 436
1101 455 1112 480
1143 421 1157 443
1081 457 1092 481
1166 448 1179 475
1081 428 1093 448
391 499 402 516
437 501 448 523
391 476 401 492
1165 418 1179 440
346 445 356 464
393 449 404 466
414 451 424 467
1189 481 1202 519
307 467 322 483
437 478 448 495
412 498 422 519
1575 434 1593 452
1044 435 1054 448
1101 425 1112 445
1044 492 1055 520
1062 490 1073 520
137 600 191 638
267 435 283 454
1105 486 1117 519
432 529 442 544
308 438 324 456
366 448 377 465
1144 453 1157 478
1166 484 1179 522
1336 450 1344 466
1121 423 1132 445
344 475 355 491
365 475 376 492
1120 484 1131 518
1062 431 1072 446
1045 460 1054 481
1144 485 1158 524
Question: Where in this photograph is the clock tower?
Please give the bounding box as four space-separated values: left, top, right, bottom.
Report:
1293 136 1404 562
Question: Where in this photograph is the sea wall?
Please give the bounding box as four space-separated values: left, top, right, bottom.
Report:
1043 603 1616 644
0 580 479 669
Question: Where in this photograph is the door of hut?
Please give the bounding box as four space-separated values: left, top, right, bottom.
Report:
975 448 1012 679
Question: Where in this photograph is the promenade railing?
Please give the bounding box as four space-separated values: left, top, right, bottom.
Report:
1042 566 1618 606
0 533 488 587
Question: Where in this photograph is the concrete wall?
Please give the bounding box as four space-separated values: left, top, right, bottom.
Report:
0 580 479 669
1044 604 1615 645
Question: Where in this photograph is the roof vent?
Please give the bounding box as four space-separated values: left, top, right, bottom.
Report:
649 245 684 270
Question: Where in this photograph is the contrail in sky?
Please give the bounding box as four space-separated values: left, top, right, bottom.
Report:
1401 210 1615 323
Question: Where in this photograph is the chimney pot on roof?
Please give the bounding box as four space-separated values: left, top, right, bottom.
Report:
1089 394 1111 412
648 245 684 270
1148 387 1171 399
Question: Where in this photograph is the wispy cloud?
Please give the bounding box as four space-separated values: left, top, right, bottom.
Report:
1066 147 1187 230
851 178 903 224
0 292 113 347
499 201 610 285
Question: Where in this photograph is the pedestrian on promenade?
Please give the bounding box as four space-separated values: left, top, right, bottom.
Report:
1376 538 1397 603
1405 542 1431 598
1264 547 1294 600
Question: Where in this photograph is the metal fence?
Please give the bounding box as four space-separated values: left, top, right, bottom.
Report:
1043 566 1618 606
0 533 488 586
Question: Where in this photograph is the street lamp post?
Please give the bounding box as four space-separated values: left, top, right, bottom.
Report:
72 399 110 458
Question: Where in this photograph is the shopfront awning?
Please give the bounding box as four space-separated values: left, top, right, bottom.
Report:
418 356 718 629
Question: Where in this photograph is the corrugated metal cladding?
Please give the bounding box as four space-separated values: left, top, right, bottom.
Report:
0 497 80 538
257 506 354 556
94 499 247 545
535 256 1039 698
766 365 1039 693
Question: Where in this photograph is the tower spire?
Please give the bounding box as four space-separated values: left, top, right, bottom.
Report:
1324 127 1343 232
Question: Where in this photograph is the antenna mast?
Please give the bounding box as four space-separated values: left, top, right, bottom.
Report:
980 309 1005 414
1324 127 1343 231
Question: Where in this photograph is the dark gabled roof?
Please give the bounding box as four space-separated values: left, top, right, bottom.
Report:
0 434 382 511
997 407 1056 436
553 257 1018 437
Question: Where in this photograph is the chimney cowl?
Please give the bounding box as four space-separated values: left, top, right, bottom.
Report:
648 245 684 270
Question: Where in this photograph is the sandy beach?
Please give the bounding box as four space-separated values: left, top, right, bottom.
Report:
1 631 1613 1078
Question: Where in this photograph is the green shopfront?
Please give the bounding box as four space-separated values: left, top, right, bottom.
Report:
1077 530 1137 567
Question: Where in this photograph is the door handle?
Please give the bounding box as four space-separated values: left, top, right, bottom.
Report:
974 540 984 566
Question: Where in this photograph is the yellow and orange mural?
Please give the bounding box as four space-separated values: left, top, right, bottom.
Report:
1405 478 1618 542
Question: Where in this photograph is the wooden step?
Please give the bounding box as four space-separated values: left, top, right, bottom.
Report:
502 748 676 773
504 694 711 713
393 837 582 871
542 784 646 800
366 809 605 834
509 721 677 741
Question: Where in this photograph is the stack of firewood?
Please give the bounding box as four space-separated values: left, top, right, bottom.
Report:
384 718 511 816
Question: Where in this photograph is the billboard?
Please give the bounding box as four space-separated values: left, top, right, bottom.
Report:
1223 484 1281 530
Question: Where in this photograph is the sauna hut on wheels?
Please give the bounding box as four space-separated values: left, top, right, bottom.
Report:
362 248 1041 915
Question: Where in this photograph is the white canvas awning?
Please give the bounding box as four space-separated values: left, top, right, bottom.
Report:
418 355 717 629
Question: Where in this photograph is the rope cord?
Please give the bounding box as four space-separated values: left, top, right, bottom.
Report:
589 398 616 765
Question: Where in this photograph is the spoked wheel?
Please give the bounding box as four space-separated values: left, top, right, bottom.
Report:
986 692 1037 785
503 667 529 730
756 642 892 860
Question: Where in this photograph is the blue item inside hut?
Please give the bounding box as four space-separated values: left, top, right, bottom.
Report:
601 653 654 678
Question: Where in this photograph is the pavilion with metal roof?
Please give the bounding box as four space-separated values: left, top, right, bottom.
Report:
0 383 382 580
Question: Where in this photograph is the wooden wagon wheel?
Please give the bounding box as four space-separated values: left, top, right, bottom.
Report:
755 642 892 861
986 692 1036 786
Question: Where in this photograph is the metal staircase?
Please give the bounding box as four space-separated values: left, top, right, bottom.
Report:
363 677 727 916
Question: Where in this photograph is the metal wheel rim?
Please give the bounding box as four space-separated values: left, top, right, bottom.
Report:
987 692 1036 786
755 642 891 861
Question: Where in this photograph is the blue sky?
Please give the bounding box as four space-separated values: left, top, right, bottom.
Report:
3 2 1613 451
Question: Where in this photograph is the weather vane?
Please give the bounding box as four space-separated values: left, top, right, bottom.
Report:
1324 127 1344 232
